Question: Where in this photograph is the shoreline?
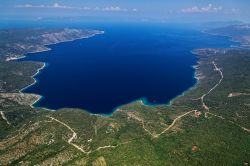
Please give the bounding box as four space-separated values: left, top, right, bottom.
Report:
93 58 199 117
110 32 240 116
19 62 47 108
19 62 47 93
6 31 104 62
43 31 104 47
16 29 236 115
201 30 245 48
21 48 199 116
108 52 200 116
14 31 104 109
141 31 245 113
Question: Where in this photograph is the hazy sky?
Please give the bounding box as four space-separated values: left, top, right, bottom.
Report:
1 0 250 23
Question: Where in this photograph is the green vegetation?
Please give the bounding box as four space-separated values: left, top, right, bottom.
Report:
0 61 43 92
1 28 250 165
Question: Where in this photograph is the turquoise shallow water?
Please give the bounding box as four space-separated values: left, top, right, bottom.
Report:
21 23 236 114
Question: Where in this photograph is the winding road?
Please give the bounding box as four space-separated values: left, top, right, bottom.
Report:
200 62 250 133
200 61 223 111
128 110 196 139
153 110 196 138
47 116 123 154
0 111 11 125
47 116 90 154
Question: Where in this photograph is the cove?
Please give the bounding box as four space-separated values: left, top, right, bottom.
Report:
21 23 236 114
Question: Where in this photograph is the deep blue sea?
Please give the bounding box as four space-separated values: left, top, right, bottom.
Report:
20 23 236 114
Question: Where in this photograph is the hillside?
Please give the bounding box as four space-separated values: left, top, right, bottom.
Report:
1 28 250 165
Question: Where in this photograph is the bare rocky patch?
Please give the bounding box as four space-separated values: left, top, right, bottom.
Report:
0 93 41 106
92 156 107 166
228 92 250 98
